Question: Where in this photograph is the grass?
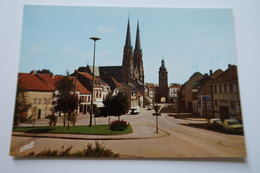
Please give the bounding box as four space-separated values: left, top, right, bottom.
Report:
13 124 133 135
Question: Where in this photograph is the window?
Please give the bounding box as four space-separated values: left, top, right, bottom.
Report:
33 98 37 105
217 85 220 93
215 100 218 106
219 85 222 93
224 84 227 93
230 83 233 93
44 98 47 104
99 91 101 98
38 98 42 105
234 83 238 93
230 100 236 109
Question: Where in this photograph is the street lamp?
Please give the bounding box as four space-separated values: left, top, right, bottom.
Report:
89 37 101 126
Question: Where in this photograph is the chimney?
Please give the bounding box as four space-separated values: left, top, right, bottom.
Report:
228 64 232 68
30 70 35 75
209 70 213 76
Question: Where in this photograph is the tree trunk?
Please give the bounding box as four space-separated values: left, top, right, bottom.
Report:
67 113 70 130
63 113 66 127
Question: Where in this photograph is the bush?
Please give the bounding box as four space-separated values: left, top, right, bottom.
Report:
26 141 119 158
47 115 57 126
69 113 77 126
110 120 128 131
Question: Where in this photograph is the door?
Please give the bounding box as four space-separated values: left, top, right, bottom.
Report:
219 106 229 121
37 109 41 119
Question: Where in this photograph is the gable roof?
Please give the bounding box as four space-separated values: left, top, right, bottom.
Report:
100 76 121 91
18 73 53 92
214 65 238 84
99 66 122 82
77 71 100 81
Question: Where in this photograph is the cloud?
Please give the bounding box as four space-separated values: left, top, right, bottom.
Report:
98 26 115 33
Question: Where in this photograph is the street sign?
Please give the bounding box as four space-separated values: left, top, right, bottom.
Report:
153 113 161 116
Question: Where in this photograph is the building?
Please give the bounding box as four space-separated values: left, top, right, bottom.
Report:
18 72 92 119
212 65 242 121
146 83 157 105
181 72 203 112
74 71 110 108
156 59 169 103
194 69 223 117
169 83 181 104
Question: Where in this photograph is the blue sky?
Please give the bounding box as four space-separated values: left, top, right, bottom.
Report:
19 5 237 84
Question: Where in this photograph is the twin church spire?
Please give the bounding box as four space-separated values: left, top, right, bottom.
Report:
122 18 144 84
124 19 141 50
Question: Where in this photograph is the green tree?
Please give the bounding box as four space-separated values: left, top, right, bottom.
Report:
103 91 129 121
53 72 79 130
13 78 31 127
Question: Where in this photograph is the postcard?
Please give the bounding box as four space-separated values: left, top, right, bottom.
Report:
10 5 246 158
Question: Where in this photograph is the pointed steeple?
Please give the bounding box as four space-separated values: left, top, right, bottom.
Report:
125 18 131 47
135 21 141 50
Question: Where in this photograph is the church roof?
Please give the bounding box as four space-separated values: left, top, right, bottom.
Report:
99 66 122 82
135 21 141 50
125 19 132 48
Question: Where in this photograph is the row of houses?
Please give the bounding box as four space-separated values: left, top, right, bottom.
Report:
181 64 242 121
18 67 145 119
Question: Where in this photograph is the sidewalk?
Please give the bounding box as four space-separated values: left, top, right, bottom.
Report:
12 115 170 140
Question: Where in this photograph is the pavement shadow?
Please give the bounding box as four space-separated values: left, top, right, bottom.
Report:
180 123 244 136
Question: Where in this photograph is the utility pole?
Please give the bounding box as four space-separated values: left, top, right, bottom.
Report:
89 37 100 126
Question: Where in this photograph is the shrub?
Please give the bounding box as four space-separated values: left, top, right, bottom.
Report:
69 113 77 126
26 141 119 158
110 120 128 131
47 115 57 126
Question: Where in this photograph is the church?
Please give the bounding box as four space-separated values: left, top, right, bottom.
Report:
77 19 146 107
99 19 145 95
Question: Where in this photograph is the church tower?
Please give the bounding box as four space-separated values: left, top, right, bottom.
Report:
134 21 144 84
158 59 169 103
121 19 134 84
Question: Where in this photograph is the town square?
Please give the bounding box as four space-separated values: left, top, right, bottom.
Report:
10 5 246 158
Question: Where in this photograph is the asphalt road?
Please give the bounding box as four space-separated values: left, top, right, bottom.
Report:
10 109 246 158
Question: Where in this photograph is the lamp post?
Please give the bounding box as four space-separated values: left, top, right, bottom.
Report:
89 37 100 126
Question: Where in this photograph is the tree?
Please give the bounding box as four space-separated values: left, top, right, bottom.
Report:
53 72 79 129
103 91 129 121
13 78 31 127
35 69 53 75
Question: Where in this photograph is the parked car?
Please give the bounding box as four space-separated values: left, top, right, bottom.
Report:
130 108 139 115
208 118 223 130
147 106 153 110
222 119 243 133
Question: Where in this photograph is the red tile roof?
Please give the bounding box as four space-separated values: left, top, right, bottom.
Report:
213 65 238 84
77 71 99 81
19 73 91 94
36 74 63 89
76 80 91 94
18 73 53 91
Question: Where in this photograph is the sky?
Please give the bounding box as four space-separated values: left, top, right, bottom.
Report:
19 5 237 84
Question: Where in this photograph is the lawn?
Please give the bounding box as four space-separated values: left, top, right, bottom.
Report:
13 124 133 135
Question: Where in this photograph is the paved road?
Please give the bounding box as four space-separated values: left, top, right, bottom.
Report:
10 109 246 158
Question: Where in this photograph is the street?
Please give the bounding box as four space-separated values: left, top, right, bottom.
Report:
10 109 246 158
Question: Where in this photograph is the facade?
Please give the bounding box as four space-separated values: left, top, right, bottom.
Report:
212 65 242 121
18 72 92 119
146 83 157 105
156 59 169 103
75 71 110 108
181 72 203 112
169 84 181 104
195 70 223 117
